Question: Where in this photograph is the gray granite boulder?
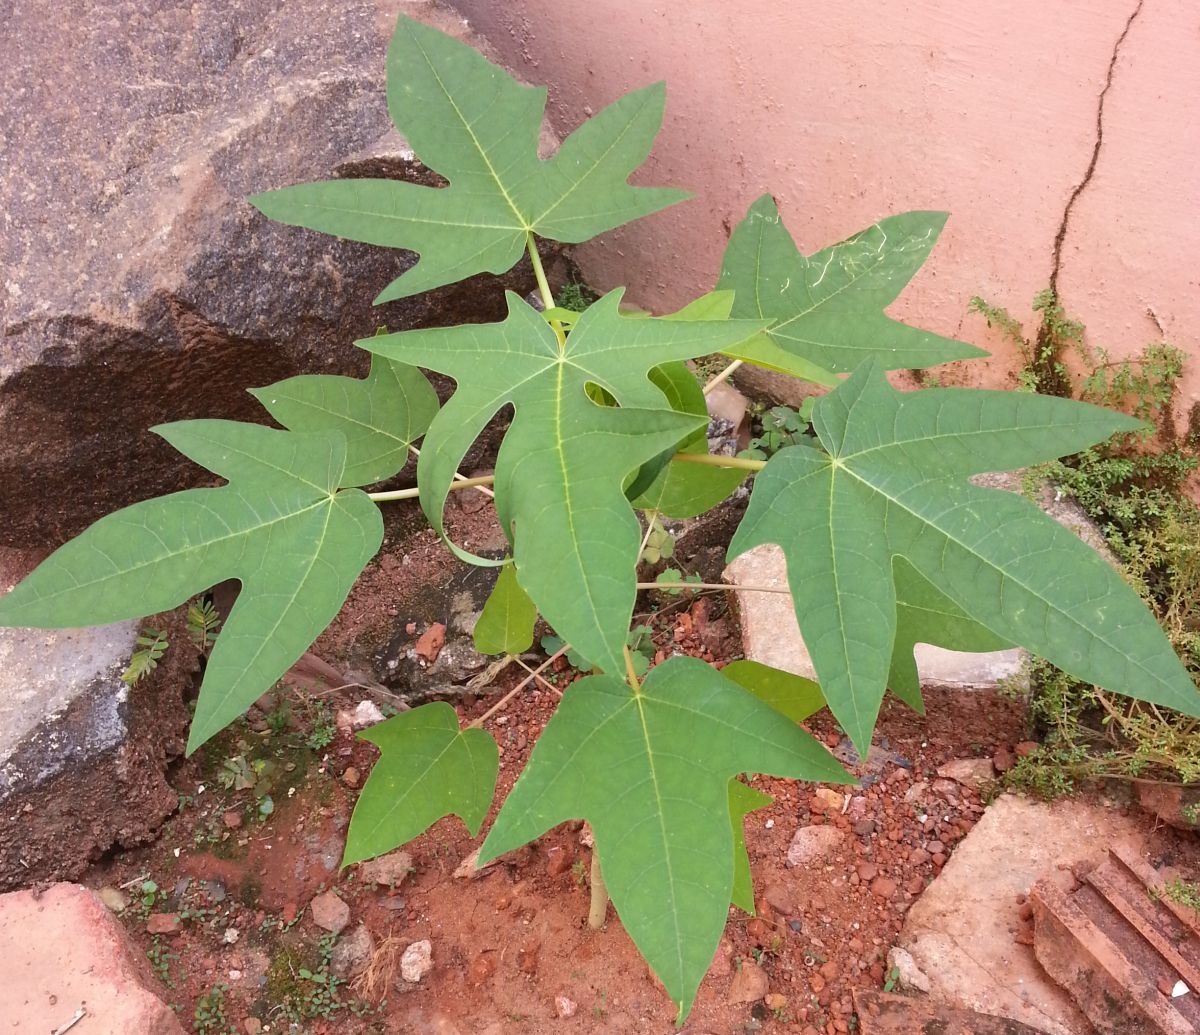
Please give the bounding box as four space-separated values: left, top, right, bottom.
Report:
0 550 193 890
1 0 560 548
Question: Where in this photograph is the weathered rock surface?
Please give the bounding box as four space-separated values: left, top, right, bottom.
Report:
1 0 562 548
0 549 192 890
900 793 1144 1034
726 957 769 1004
725 472 1115 694
785 824 845 868
0 882 185 1033
401 938 434 983
357 847 415 888
310 889 351 934
331 922 375 979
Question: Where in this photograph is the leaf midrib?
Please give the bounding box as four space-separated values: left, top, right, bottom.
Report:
410 28 530 232
13 492 335 606
633 691 686 987
199 493 343 731
838 462 1168 686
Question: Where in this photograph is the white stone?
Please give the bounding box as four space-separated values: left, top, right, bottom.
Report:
885 946 931 993
352 700 385 728
400 939 433 983
785 824 845 868
936 758 997 791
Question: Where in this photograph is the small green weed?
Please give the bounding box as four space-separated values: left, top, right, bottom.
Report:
638 513 674 564
882 964 901 993
557 279 598 313
739 401 814 461
216 754 258 792
192 984 233 1035
147 937 178 987
186 597 222 650
983 295 1200 794
122 628 168 685
1163 877 1200 912
305 700 337 751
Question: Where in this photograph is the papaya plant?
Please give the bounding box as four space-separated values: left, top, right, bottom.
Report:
2 14 1196 1021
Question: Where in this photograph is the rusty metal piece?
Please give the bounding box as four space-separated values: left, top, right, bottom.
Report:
1031 845 1200 1035
852 990 1049 1034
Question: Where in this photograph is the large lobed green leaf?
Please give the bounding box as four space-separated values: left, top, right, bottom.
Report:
249 15 688 303
729 361 1200 751
360 290 763 675
344 702 498 866
0 422 382 752
479 655 849 1018
718 195 986 375
251 354 438 487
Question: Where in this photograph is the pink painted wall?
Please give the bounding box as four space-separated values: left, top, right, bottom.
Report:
448 0 1200 428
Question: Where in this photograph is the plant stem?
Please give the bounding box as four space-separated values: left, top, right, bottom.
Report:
368 474 495 503
469 643 569 728
526 231 566 346
623 643 642 692
526 231 556 310
588 850 609 929
703 358 743 394
673 452 766 472
636 581 790 594
409 444 495 499
511 653 563 697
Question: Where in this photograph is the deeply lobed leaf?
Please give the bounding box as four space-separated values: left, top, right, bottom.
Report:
251 354 438 487
0 422 383 752
729 362 1200 751
718 195 987 375
361 290 763 674
479 655 849 1016
249 16 688 302
344 703 498 866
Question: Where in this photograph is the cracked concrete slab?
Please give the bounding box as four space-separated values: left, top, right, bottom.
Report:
900 794 1145 1035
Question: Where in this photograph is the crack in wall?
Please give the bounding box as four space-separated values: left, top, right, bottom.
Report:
1048 0 1145 297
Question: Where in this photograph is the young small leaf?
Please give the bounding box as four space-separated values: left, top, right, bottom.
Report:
718 195 987 373
479 656 849 1018
0 422 383 753
186 598 222 651
474 564 538 656
721 659 825 723
122 628 169 685
729 779 773 914
729 361 1199 752
250 355 438 487
362 290 764 675
249 16 688 302
631 361 746 518
344 703 498 866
